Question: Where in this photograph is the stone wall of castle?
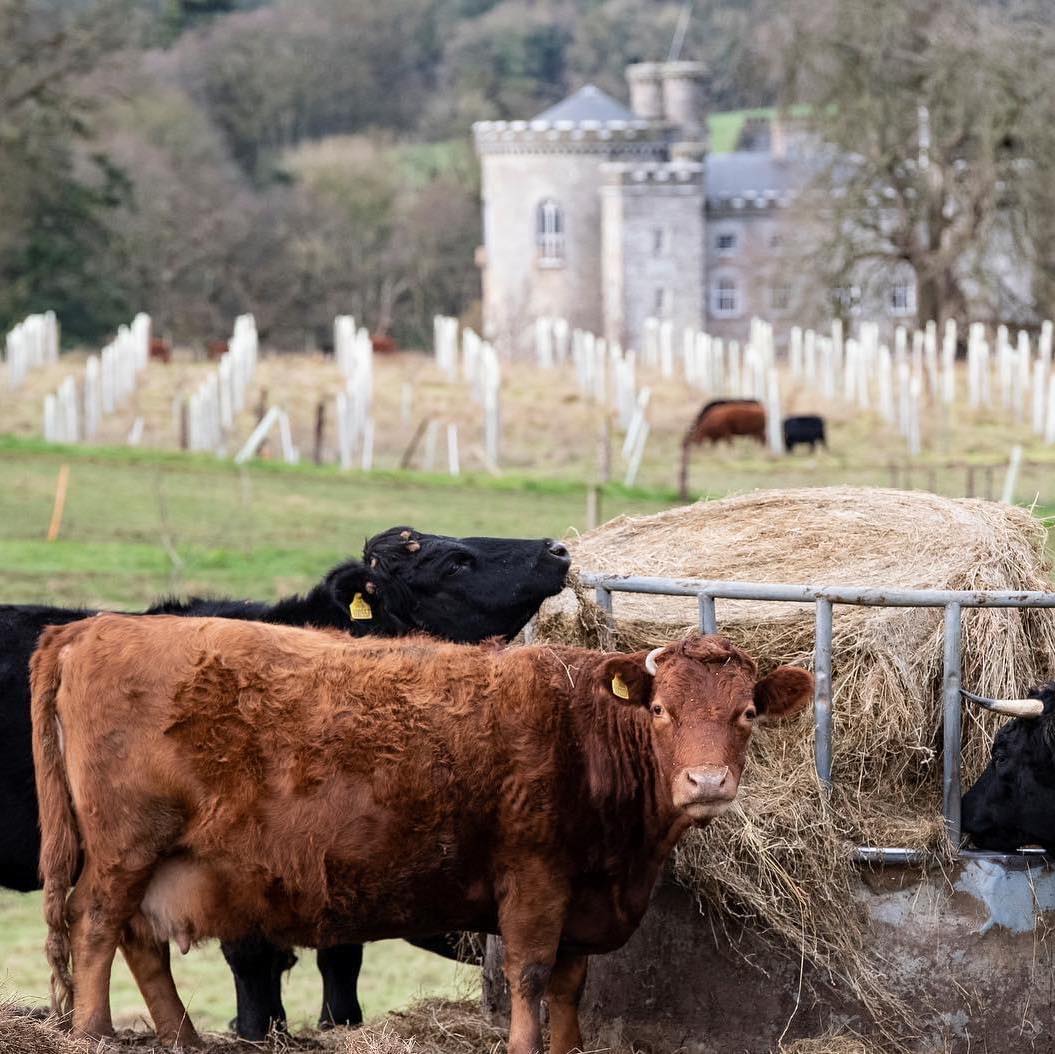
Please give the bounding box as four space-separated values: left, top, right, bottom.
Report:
602 163 706 352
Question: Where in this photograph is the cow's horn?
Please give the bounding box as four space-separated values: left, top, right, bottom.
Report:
961 689 1044 719
645 647 666 676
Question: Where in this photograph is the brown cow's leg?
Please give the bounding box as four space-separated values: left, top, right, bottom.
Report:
546 952 588 1054
67 855 170 1042
498 866 568 1054
67 878 118 1039
121 930 201 1048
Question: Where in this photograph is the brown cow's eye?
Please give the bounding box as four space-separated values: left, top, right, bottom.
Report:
651 704 665 718
744 708 757 721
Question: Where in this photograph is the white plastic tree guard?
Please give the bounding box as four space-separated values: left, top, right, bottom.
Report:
6 311 59 389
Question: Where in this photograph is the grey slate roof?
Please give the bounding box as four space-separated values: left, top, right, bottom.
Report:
534 85 637 125
704 151 803 200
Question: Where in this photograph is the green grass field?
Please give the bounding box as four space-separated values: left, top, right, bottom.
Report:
1 438 1052 1033
0 439 681 1032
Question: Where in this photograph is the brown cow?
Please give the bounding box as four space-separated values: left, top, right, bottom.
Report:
679 399 767 496
32 617 812 1053
148 338 172 364
684 399 766 447
370 332 399 354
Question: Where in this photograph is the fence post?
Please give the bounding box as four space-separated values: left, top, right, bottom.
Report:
594 586 614 648
1000 445 1022 504
942 603 963 848
585 484 600 531
313 401 326 465
813 598 834 787
698 594 717 635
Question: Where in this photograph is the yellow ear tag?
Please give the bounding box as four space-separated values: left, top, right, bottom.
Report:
350 593 373 620
611 673 630 700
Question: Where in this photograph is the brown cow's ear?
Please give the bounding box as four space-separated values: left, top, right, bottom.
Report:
754 666 814 723
597 654 653 707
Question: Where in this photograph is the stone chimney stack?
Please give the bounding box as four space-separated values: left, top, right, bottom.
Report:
626 63 663 121
660 61 708 144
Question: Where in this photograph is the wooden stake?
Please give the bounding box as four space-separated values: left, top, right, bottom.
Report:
586 484 600 531
314 401 326 465
399 417 431 470
47 464 70 542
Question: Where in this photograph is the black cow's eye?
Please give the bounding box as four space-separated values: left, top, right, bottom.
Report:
445 559 470 577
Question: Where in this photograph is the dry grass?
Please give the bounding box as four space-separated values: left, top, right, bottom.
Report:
5 350 1055 498
535 486 1055 1041
0 1000 917 1054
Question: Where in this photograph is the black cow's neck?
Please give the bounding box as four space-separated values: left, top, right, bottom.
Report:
260 585 399 636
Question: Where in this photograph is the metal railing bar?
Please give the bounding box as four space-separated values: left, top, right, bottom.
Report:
579 573 1055 609
853 847 929 865
814 599 834 787
698 594 717 634
583 571 1055 867
943 603 963 848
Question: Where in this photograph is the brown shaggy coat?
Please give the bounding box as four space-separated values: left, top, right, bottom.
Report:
32 615 811 1054
684 401 766 446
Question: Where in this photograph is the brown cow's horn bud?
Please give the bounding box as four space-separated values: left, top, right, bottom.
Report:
961 689 1044 719
645 647 665 676
406 541 421 553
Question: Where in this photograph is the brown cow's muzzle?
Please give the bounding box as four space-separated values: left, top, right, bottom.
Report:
673 765 739 820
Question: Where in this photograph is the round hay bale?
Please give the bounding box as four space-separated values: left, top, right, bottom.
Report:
537 486 1055 1034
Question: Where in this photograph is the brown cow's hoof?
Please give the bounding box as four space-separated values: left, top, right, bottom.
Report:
155 1023 203 1048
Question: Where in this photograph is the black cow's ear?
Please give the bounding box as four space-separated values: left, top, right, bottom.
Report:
597 653 654 707
754 666 814 724
325 562 377 624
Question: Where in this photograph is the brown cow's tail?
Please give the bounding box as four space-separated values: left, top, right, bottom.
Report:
30 626 81 1018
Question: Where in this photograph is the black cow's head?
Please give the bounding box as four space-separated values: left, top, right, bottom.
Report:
325 527 571 642
962 683 1055 852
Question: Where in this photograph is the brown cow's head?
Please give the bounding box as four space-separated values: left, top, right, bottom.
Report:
600 633 813 824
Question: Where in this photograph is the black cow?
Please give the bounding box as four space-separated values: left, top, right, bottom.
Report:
783 414 827 453
962 683 1055 852
0 526 570 1039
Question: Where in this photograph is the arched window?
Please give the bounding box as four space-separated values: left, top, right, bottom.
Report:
536 199 565 267
711 274 741 318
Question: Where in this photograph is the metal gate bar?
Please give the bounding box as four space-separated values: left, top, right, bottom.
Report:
585 573 1055 866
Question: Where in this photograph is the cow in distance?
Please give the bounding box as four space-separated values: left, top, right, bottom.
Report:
783 415 827 453
679 399 766 496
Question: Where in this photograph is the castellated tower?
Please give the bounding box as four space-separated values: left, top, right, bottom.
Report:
603 61 707 348
601 162 706 351
473 61 709 354
473 88 669 353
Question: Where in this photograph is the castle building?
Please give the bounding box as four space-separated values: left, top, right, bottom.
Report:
473 62 919 354
474 61 805 354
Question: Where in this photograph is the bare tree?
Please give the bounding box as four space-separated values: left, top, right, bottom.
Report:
773 0 1055 327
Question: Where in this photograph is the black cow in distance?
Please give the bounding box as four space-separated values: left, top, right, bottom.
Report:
0 526 570 1040
783 415 827 453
